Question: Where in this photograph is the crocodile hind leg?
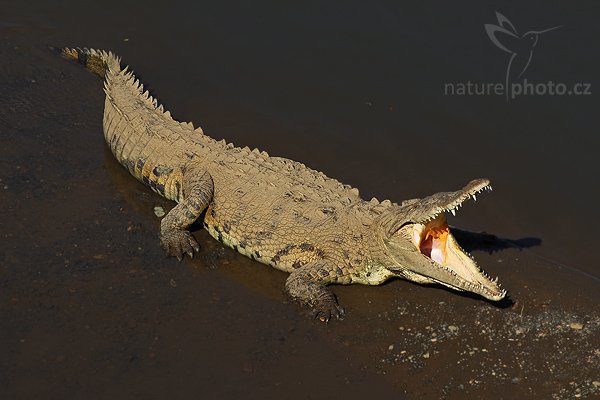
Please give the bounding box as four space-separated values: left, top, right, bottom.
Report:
285 262 345 322
160 163 214 260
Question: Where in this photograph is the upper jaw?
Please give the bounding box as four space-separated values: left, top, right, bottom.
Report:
415 178 493 224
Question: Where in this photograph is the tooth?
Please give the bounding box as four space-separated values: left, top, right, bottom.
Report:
472 194 477 201
451 209 456 216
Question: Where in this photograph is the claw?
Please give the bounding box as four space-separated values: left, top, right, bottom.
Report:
314 303 344 323
192 242 200 253
160 229 200 260
315 310 332 323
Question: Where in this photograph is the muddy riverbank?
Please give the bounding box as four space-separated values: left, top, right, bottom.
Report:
1 1 599 398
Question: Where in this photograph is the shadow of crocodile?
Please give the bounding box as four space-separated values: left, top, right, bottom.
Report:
450 227 542 254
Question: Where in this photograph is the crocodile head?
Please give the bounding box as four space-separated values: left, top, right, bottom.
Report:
377 179 506 301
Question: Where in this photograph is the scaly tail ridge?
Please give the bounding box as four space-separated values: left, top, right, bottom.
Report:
59 46 212 203
61 47 121 78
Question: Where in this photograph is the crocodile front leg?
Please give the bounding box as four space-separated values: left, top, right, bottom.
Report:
285 262 345 322
160 163 214 260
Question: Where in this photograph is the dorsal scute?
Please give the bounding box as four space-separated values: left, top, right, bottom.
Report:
96 49 230 150
179 121 194 130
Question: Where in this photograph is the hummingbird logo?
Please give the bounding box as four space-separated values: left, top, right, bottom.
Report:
484 12 561 100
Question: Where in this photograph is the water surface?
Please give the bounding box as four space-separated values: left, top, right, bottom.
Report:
1 1 599 398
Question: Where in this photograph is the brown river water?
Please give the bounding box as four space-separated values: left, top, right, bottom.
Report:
1 1 599 399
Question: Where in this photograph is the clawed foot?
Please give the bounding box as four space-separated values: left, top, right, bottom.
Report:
285 263 346 323
313 296 345 323
160 229 200 261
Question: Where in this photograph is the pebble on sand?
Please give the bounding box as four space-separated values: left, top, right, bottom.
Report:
569 322 584 330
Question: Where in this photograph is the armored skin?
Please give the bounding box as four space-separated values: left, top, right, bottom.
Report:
61 48 506 321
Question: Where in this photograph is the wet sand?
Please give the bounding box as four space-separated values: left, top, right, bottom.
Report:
1 1 599 399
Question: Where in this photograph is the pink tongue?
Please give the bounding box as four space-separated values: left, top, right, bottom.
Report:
430 238 445 264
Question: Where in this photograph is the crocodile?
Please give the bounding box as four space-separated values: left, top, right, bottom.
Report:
61 47 507 321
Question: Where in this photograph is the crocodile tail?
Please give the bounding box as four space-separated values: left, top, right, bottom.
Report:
60 47 121 78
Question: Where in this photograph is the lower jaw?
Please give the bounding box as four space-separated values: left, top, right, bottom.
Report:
409 217 501 296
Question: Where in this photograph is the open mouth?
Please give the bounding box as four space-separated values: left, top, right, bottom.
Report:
411 214 492 282
397 182 506 300
414 215 452 265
